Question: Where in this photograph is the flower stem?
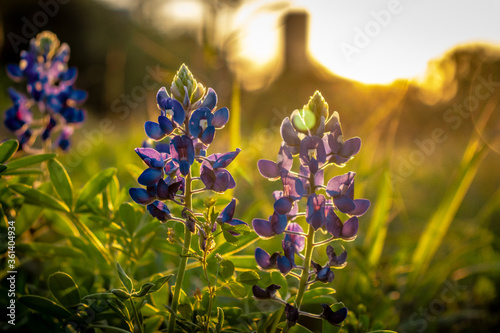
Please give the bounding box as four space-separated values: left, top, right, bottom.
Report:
294 224 315 310
130 298 144 333
168 170 193 333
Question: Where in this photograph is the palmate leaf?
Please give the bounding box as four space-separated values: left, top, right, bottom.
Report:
6 153 56 170
48 159 74 210
75 167 117 210
219 260 235 281
227 281 247 298
48 272 81 308
10 184 70 212
237 271 259 285
18 295 72 319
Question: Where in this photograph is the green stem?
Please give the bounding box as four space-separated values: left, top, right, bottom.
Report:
168 170 193 333
130 298 144 333
294 224 315 310
203 251 214 332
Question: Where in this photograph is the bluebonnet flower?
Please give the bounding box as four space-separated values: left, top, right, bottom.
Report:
252 284 281 299
170 135 195 176
200 149 240 192
3 31 86 152
326 172 370 215
252 91 369 329
320 304 348 326
216 199 248 235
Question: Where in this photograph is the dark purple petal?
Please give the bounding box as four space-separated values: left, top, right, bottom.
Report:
212 169 233 192
326 173 352 197
341 217 359 240
285 303 299 326
271 212 288 235
274 196 293 215
129 188 155 205
349 199 370 216
253 218 274 238
252 284 281 299
219 199 236 223
325 208 343 237
334 195 356 214
255 248 273 269
306 194 326 230
277 255 292 275
278 143 293 171
147 201 171 222
69 89 87 103
321 305 348 326
212 107 229 128
138 168 163 186
145 121 166 140
341 137 361 158
280 117 300 147
156 178 169 200
213 148 241 169
258 160 280 179
200 165 215 189
200 125 215 144
158 115 174 135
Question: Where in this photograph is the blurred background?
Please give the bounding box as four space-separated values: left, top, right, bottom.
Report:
1 0 500 331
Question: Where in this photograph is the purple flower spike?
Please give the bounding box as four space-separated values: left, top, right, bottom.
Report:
327 245 347 268
147 201 171 222
306 194 326 230
321 304 348 326
129 188 155 205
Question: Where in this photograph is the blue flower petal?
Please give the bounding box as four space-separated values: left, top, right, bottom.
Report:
255 248 272 269
277 255 292 274
158 115 174 135
129 188 155 205
147 201 171 221
212 107 229 128
145 121 166 140
7 64 23 81
138 168 163 186
201 87 218 110
201 125 215 145
252 218 274 238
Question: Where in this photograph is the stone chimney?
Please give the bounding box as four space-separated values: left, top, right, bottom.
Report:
283 11 310 73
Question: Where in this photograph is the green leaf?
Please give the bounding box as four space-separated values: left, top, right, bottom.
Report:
237 271 259 285
2 168 43 176
0 164 7 174
107 298 131 323
216 307 224 333
219 259 235 281
134 283 154 297
10 184 70 212
48 159 73 210
0 139 18 163
111 288 131 299
227 281 247 298
7 153 55 170
119 202 140 235
222 230 238 246
18 242 85 259
83 292 118 300
75 168 116 209
48 272 81 308
19 295 72 318
301 287 336 305
116 262 133 293
289 324 314 333
150 274 173 293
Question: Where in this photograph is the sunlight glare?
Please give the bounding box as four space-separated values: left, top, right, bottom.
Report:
238 12 280 66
